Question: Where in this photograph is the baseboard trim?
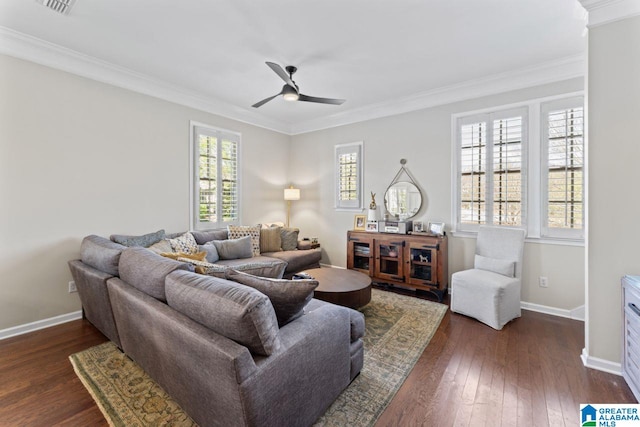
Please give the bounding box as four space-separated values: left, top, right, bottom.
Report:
520 301 585 321
581 347 622 376
0 310 83 341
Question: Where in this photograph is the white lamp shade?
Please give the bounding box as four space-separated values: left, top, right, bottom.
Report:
284 188 300 201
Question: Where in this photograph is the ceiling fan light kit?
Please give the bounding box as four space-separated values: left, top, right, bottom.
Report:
252 62 345 108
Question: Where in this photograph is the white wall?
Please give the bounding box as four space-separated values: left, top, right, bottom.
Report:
587 16 640 364
290 78 585 312
0 54 291 330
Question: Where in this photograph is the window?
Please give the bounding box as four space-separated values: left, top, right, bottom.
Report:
453 93 584 243
456 108 527 231
542 97 584 239
190 122 240 230
335 141 364 210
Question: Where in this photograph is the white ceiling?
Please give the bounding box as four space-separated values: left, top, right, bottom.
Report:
0 0 587 134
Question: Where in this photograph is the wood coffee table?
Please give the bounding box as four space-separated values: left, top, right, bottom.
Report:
300 267 372 309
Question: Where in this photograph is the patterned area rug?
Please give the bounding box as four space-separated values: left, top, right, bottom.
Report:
70 289 447 427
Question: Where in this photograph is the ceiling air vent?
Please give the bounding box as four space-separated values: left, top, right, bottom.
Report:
36 0 76 15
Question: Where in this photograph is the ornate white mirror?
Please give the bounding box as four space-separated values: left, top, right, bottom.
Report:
384 159 423 221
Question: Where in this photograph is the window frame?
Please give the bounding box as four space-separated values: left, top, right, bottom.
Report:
189 121 241 231
451 92 585 246
334 141 364 211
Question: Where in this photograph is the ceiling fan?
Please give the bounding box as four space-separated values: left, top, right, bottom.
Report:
252 62 346 108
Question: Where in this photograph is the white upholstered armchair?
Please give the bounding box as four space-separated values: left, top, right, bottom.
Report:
450 226 526 330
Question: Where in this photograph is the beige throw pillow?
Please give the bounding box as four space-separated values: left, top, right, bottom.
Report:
260 226 283 253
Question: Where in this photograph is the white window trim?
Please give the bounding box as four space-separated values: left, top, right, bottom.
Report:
451 91 585 246
189 120 242 231
334 141 364 211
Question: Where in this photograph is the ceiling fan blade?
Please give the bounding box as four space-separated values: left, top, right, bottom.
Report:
298 94 346 105
266 62 295 86
252 92 282 108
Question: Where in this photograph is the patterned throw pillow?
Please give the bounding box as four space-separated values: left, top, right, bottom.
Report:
167 232 199 255
228 225 261 257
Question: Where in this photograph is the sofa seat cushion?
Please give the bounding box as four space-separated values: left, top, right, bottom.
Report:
225 270 318 327
215 256 287 279
262 248 321 274
119 247 193 301
165 270 281 356
81 235 126 276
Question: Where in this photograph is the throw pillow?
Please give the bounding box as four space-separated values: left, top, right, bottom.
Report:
148 239 173 254
165 270 281 356
280 227 300 251
110 229 166 247
199 243 220 263
160 251 207 262
167 232 199 255
261 222 285 229
260 226 282 253
212 236 253 260
228 225 261 256
225 269 318 326
474 254 516 277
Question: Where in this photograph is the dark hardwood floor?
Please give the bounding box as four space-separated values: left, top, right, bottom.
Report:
0 292 635 426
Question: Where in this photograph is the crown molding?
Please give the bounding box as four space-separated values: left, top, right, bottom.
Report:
0 26 291 134
290 55 585 135
579 0 640 27
1 26 585 137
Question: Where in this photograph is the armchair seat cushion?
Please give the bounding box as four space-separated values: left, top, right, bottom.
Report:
451 268 521 330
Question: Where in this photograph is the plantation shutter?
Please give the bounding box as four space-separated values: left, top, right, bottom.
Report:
193 124 240 230
541 97 584 239
335 142 364 210
456 108 527 231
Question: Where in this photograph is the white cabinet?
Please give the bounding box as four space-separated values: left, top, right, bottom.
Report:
623 275 640 401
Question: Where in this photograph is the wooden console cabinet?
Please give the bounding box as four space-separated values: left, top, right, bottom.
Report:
347 230 448 301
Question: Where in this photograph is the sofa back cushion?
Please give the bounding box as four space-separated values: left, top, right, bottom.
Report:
81 235 126 276
165 270 281 356
119 247 193 301
110 229 166 247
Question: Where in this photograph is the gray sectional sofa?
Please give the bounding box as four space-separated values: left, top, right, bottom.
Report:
68 229 364 427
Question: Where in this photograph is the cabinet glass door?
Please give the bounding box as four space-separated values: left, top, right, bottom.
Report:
375 240 404 281
406 242 437 286
347 234 374 275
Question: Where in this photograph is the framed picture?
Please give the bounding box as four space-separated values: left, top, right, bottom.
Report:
366 221 379 232
354 214 366 230
413 221 423 232
428 221 445 235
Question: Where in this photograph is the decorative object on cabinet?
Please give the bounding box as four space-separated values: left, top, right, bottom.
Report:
354 214 366 230
284 185 300 227
428 221 445 235
450 226 526 330
623 275 640 401
347 230 448 302
366 221 379 232
413 221 423 232
384 159 423 221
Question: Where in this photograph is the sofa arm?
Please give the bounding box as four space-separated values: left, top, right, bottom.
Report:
239 304 353 427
